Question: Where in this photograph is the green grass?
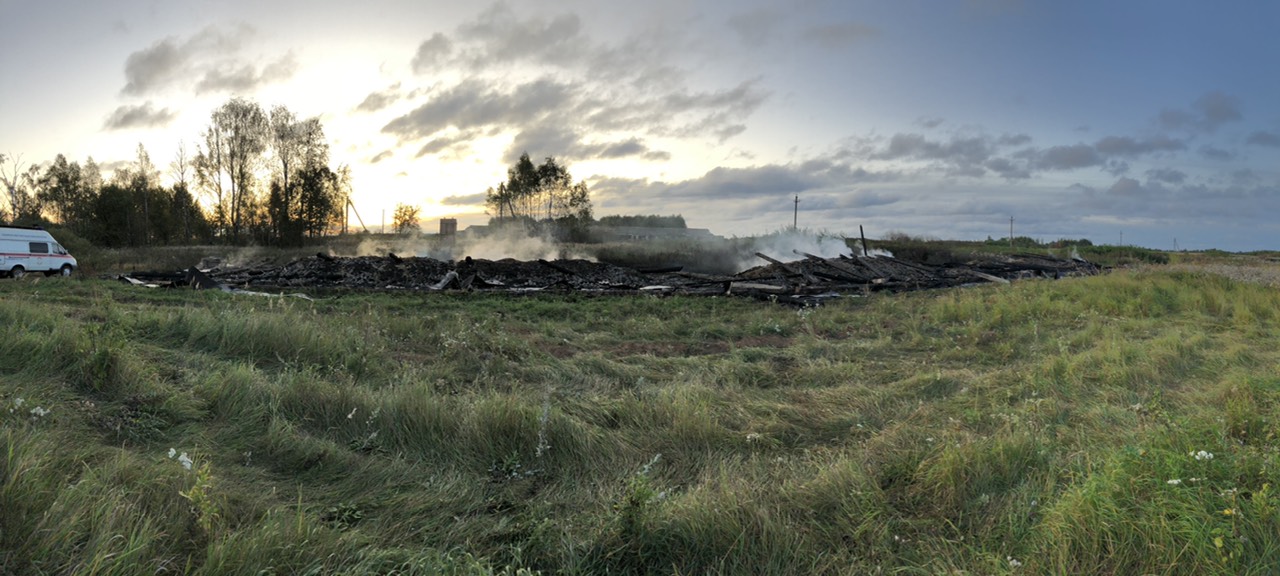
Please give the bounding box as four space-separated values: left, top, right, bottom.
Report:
2 266 1279 574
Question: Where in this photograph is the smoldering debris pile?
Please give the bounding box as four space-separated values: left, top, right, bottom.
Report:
118 250 1103 304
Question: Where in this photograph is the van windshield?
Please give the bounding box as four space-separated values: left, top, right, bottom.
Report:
53 243 67 255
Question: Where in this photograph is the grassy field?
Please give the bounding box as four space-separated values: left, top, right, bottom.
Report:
3 264 1280 574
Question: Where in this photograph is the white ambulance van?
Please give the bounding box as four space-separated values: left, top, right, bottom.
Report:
0 225 78 278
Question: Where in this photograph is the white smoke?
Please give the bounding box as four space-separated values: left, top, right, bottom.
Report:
735 229 858 271
849 240 895 259
457 228 593 261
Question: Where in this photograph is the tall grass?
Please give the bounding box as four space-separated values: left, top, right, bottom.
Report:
2 265 1279 574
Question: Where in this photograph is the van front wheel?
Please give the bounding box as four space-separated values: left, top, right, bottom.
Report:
59 265 73 277
10 266 25 279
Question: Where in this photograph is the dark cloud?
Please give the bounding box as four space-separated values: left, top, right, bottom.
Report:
1093 135 1184 157
1193 91 1242 130
441 192 487 206
1158 91 1243 133
1105 176 1146 197
505 124 582 164
984 157 1031 179
194 53 296 94
1145 168 1186 184
1035 144 1100 170
384 78 574 142
842 190 899 209
1199 145 1235 161
1103 159 1130 176
597 138 655 159
411 33 454 73
120 24 294 96
915 116 945 129
356 84 403 113
998 133 1032 147
454 4 586 68
504 127 669 164
594 156 894 206
102 102 176 130
414 130 481 158
1246 130 1280 148
391 6 766 162
1229 169 1260 186
875 133 995 167
369 150 393 164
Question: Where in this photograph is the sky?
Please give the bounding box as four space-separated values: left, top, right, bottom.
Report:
3 0 1279 251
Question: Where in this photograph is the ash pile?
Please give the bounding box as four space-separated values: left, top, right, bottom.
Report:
118 250 1103 304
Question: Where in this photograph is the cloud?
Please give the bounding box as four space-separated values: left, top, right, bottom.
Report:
356 84 403 113
592 153 895 211
384 78 574 142
1193 91 1242 130
441 192 487 206
102 102 176 130
503 127 669 164
389 5 767 162
1199 145 1235 161
1093 135 1184 157
120 24 294 96
1246 130 1280 148
369 150 393 164
414 130 481 158
876 133 994 166
195 52 296 94
984 157 1030 179
454 4 586 68
411 33 454 73
1158 91 1243 133
1145 168 1186 184
915 116 945 129
1035 144 1101 170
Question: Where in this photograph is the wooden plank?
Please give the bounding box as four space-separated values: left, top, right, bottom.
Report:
755 252 817 284
729 282 790 294
968 270 1011 285
799 252 872 281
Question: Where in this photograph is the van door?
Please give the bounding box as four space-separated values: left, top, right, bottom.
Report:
28 241 49 272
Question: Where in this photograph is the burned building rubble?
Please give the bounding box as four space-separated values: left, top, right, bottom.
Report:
118 250 1103 304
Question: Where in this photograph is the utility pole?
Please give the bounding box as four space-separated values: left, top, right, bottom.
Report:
1120 231 1123 246
793 195 799 230
1009 216 1014 249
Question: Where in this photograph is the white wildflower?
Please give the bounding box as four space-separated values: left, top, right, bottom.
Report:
178 452 193 470
30 406 49 418
1192 450 1214 461
1007 556 1023 568
746 433 761 443
168 448 176 458
1166 479 1182 485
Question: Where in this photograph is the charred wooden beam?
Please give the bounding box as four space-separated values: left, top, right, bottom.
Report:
755 252 818 284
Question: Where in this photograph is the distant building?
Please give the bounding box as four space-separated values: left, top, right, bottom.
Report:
439 218 457 236
592 226 718 242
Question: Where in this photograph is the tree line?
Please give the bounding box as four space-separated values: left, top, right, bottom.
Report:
0 98 349 247
596 214 687 229
484 153 593 240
